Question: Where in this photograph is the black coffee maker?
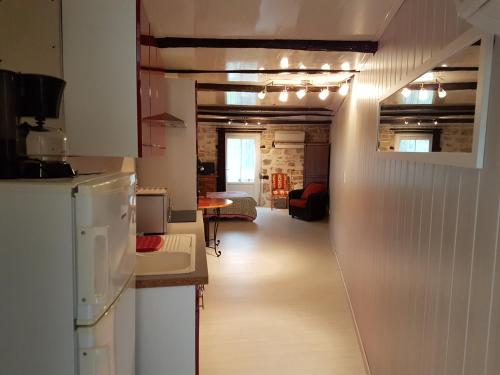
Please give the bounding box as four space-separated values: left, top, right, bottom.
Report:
0 69 75 179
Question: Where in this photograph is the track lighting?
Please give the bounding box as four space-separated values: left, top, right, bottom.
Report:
258 86 267 100
401 87 411 98
279 87 289 102
280 57 289 69
296 86 307 99
418 84 429 101
339 82 349 96
319 87 330 100
438 84 447 98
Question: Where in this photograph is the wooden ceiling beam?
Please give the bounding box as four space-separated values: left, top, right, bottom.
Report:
198 111 332 118
198 105 332 112
380 118 474 124
380 110 475 117
381 104 475 111
142 35 378 53
431 66 479 72
197 83 342 93
141 66 358 74
198 118 331 125
406 82 477 91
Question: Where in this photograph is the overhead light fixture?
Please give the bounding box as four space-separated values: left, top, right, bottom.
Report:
296 85 307 99
279 87 289 102
401 87 411 98
258 85 267 100
404 120 409 125
437 83 447 98
280 57 289 69
339 82 349 96
299 63 307 70
419 84 429 101
321 63 330 71
319 87 330 100
417 121 422 126
341 62 350 71
434 120 438 125
228 119 232 125
259 66 265 71
257 121 261 125
244 120 248 125
441 64 448 67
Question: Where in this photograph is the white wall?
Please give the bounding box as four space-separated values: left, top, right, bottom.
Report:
137 78 197 210
329 1 500 375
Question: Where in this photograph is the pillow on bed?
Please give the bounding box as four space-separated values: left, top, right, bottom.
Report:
301 183 326 199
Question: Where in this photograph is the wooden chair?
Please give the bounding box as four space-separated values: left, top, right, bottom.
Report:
271 173 289 209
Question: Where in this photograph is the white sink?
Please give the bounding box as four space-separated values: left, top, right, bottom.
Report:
136 234 196 275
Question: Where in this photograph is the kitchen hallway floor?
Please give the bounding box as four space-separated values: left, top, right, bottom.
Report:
200 207 367 375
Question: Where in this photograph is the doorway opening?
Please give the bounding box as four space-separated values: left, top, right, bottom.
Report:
225 132 261 202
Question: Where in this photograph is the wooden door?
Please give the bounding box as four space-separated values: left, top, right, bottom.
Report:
304 143 330 187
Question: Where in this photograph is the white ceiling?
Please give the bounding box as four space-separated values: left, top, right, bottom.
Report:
143 0 402 40
142 0 404 110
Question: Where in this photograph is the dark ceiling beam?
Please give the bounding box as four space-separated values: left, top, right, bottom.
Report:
198 111 332 118
381 104 475 111
431 66 479 72
198 118 331 125
142 35 379 53
198 105 332 112
380 118 474 124
197 83 341 93
380 110 475 117
141 66 358 74
406 82 477 91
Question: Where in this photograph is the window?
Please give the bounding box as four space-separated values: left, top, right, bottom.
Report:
226 137 257 183
395 133 433 152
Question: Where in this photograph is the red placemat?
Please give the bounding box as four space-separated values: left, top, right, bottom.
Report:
136 235 164 253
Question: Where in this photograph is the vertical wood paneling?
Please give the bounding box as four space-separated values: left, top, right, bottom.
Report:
330 1 500 375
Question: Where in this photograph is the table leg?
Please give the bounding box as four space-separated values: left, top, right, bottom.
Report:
203 209 210 246
212 208 221 257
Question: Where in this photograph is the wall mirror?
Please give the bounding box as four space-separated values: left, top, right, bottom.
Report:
377 29 493 168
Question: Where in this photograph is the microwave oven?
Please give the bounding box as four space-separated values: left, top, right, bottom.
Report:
136 187 171 234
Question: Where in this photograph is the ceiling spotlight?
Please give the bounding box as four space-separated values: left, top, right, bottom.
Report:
434 120 438 125
321 63 330 71
279 87 289 102
259 66 265 71
404 120 409 125
341 62 350 71
228 119 232 125
319 87 330 100
244 121 248 126
280 57 289 69
296 87 307 99
258 86 267 100
339 82 349 96
417 121 422 126
401 87 411 98
257 121 261 125
438 84 447 98
419 85 429 101
299 63 307 70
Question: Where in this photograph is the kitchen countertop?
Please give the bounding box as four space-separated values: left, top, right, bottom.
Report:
135 210 209 288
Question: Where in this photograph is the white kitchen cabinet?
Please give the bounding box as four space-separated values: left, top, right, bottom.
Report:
62 0 139 157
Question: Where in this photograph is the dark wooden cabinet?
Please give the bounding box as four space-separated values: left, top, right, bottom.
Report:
198 174 217 195
304 143 330 187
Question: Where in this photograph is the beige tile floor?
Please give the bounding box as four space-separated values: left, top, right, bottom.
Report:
199 208 367 375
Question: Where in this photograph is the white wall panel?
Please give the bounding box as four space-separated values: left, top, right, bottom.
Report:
329 1 500 375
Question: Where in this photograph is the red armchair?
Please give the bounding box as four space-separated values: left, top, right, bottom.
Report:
289 183 328 221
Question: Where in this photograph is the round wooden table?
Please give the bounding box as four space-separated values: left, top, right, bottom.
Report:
197 197 233 257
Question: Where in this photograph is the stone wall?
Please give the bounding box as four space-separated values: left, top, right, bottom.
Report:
378 125 473 152
197 124 330 207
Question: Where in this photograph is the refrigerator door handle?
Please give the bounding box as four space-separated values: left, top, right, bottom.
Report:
78 226 110 308
79 346 111 375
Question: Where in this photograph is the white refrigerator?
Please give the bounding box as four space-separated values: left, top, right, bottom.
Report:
0 172 137 375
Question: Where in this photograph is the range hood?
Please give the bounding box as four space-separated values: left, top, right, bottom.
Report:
144 112 186 128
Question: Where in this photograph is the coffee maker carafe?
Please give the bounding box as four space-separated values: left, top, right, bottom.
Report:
0 69 75 179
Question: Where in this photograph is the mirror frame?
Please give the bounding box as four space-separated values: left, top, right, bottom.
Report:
376 28 494 169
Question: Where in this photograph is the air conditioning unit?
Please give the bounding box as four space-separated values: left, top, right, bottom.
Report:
456 0 500 35
273 131 306 149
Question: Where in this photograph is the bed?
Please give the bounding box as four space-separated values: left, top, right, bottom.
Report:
205 191 258 221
